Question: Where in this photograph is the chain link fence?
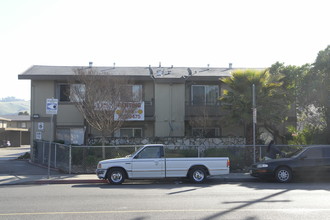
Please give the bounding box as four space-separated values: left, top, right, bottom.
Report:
32 140 304 174
32 141 71 172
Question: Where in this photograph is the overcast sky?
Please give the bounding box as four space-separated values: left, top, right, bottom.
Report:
0 0 329 101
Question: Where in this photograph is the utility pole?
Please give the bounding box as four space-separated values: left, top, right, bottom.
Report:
252 84 257 163
46 98 58 179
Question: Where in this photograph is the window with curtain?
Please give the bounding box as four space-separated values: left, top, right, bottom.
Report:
192 85 219 105
116 128 142 138
120 85 142 102
56 128 84 145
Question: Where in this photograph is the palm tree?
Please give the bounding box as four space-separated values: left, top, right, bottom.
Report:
220 69 290 143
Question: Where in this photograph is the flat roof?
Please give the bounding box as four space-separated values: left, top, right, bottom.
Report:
20 65 266 78
0 115 30 121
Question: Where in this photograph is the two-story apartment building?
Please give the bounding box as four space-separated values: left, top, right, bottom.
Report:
18 64 253 145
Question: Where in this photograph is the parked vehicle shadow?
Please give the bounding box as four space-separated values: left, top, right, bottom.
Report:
235 177 330 191
71 178 218 190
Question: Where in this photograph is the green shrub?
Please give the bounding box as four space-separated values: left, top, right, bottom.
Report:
71 146 136 165
85 155 99 166
18 152 30 160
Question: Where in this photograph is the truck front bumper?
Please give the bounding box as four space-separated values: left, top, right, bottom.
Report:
96 169 107 179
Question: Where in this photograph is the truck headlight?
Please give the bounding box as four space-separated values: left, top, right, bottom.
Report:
257 164 269 168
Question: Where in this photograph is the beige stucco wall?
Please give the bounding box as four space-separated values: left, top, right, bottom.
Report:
143 81 154 102
154 83 185 137
31 81 55 118
31 80 55 141
30 81 85 141
57 104 84 126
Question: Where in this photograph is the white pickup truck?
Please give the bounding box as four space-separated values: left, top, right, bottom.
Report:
96 144 230 184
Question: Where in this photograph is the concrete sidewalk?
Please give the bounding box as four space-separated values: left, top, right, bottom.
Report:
0 172 257 185
0 173 107 185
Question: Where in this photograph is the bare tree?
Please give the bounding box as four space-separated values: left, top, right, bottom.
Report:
188 106 220 138
70 68 138 157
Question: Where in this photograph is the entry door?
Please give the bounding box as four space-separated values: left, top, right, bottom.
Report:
131 146 165 178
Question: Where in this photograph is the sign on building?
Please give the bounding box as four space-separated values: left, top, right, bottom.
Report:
114 102 145 121
46 98 58 115
37 122 44 130
36 132 42 140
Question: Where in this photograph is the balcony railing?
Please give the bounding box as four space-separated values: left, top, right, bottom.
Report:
185 102 226 117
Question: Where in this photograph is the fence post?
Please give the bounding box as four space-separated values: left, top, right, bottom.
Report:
31 140 35 162
54 143 57 168
42 141 45 164
69 145 72 174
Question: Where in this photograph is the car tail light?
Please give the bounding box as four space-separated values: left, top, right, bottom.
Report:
227 159 230 168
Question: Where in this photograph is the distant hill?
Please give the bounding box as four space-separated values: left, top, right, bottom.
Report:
0 100 30 115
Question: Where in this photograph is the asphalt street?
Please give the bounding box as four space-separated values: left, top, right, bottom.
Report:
1 181 330 219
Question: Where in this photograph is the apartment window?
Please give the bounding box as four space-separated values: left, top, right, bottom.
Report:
191 85 219 105
192 128 220 138
56 128 84 145
117 128 142 138
57 84 85 102
120 85 142 102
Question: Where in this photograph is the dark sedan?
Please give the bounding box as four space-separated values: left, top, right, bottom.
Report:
250 145 330 183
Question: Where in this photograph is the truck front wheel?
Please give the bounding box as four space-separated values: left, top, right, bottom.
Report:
107 168 126 185
189 167 206 183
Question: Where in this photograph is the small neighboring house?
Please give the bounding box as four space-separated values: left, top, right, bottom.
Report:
0 115 31 147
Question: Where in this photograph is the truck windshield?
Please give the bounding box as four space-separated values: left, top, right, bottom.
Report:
290 148 306 158
126 146 144 157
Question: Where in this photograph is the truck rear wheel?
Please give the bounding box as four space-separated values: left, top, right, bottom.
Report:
107 168 126 185
189 167 206 183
